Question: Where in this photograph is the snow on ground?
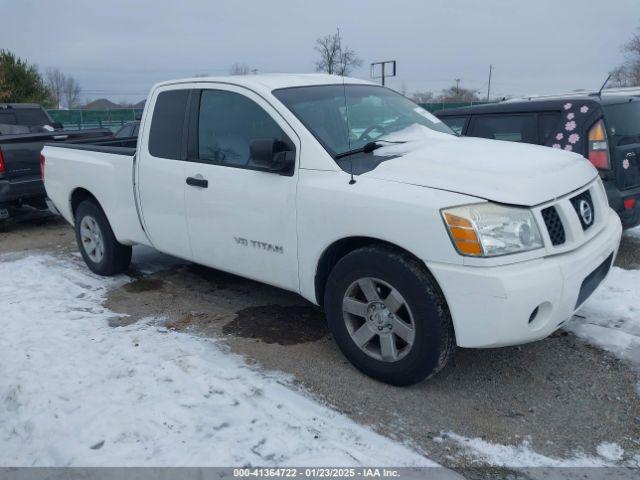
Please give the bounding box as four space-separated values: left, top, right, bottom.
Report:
441 433 622 468
566 266 640 369
0 253 434 467
624 226 640 240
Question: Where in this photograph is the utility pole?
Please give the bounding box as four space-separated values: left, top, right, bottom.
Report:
487 64 493 101
454 78 461 95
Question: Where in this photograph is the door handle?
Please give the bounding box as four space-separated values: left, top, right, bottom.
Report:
186 176 208 188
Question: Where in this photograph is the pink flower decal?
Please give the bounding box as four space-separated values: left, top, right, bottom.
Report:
568 133 580 144
564 145 573 151
567 112 575 120
565 120 576 131
564 103 572 110
580 105 589 114
552 143 561 149
555 133 564 141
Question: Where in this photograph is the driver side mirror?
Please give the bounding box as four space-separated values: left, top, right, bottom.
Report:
249 138 295 175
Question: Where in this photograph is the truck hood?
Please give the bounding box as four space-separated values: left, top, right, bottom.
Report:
366 128 597 206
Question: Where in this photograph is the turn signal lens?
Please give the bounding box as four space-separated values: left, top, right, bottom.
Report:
443 212 483 256
588 120 610 170
588 120 606 141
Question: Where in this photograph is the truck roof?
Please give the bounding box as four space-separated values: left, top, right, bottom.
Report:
152 73 374 93
0 103 45 109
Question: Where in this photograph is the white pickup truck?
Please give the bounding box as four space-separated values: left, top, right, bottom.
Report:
43 74 622 386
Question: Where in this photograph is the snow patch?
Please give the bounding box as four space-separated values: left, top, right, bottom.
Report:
0 253 434 467
445 433 611 467
624 226 640 241
568 266 640 368
597 442 624 462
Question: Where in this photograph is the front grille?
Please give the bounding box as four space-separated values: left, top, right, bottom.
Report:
570 190 595 231
541 206 566 246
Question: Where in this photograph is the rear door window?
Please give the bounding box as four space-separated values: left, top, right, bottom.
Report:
538 113 561 144
148 89 190 160
440 116 468 136
468 114 538 143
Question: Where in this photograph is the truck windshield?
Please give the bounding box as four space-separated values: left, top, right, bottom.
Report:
603 100 640 139
273 84 454 158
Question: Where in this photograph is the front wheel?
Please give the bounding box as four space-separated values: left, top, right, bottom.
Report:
324 246 455 386
74 200 131 276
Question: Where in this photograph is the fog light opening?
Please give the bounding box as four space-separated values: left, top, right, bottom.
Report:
528 306 540 325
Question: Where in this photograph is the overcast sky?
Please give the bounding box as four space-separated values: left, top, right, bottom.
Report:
1 0 638 104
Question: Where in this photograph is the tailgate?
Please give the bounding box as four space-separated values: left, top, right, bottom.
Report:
0 140 45 179
604 100 640 190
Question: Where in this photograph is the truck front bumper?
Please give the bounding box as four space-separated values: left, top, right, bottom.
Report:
0 176 46 207
428 209 622 348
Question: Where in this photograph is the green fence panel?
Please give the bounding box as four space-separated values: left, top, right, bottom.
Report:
47 109 144 131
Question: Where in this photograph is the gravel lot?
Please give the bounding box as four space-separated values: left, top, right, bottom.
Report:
2 211 639 472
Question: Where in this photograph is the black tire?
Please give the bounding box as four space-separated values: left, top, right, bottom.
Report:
324 245 455 386
74 200 131 276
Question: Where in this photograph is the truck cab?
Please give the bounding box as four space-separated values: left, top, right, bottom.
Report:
42 75 622 386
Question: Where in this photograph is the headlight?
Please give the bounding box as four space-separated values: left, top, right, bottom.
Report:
442 203 543 257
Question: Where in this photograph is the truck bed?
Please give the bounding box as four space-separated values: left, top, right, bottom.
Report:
42 141 148 247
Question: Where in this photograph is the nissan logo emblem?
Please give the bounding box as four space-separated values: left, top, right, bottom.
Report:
579 199 593 225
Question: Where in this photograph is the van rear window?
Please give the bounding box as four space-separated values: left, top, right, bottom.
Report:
603 101 640 138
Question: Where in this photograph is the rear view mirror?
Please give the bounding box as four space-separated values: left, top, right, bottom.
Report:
51 122 64 130
250 138 295 175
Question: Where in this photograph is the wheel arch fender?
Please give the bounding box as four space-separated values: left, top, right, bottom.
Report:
314 236 444 309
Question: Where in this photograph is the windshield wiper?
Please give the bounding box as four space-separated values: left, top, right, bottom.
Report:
334 140 405 160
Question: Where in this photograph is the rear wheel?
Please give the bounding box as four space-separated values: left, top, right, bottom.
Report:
324 246 455 386
74 200 131 276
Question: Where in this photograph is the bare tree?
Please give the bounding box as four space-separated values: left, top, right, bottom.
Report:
438 84 480 103
62 76 81 108
45 68 65 108
314 29 362 76
610 25 640 87
46 68 82 108
411 90 435 104
229 63 251 75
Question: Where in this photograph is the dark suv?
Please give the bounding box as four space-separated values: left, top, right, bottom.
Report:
435 95 640 228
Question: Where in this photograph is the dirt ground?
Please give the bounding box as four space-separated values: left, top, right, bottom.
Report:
2 211 639 473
